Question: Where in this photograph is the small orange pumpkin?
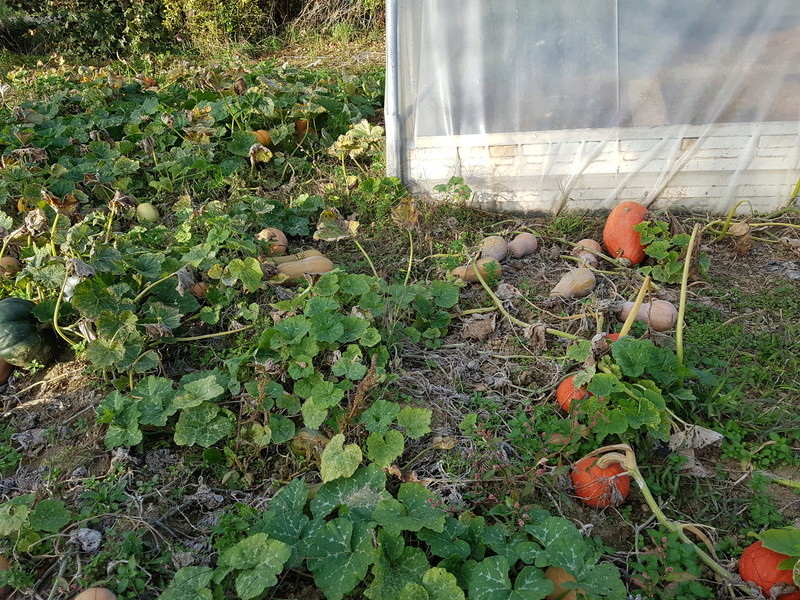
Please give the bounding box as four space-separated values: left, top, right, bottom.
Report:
253 129 273 147
571 454 630 509
555 375 591 412
295 119 316 142
602 201 648 265
739 541 800 600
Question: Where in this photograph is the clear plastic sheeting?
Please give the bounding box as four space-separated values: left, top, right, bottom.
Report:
385 0 800 214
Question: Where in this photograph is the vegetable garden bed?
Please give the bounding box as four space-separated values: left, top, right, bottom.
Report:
0 57 798 600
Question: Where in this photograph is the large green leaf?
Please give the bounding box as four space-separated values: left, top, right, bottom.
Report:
468 556 550 600
173 403 234 447
361 399 401 434
172 375 226 410
157 567 213 600
399 568 465 600
365 544 431 600
373 483 446 535
306 518 376 600
28 499 71 533
215 534 291 600
759 528 800 558
397 406 432 439
367 430 404 468
311 463 390 521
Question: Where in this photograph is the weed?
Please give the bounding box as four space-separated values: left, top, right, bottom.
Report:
0 424 23 474
745 474 789 529
628 528 715 599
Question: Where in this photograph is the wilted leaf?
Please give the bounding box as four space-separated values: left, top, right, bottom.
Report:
728 222 750 237
67 258 96 278
248 143 273 166
669 425 724 451
109 190 136 212
233 77 248 96
391 197 419 228
460 313 496 341
314 207 359 242
174 266 195 296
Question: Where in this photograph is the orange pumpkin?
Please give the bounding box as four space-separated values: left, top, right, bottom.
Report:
555 375 591 412
545 566 582 600
295 119 316 142
253 130 273 147
0 359 14 386
602 201 648 265
571 455 630 509
739 541 800 600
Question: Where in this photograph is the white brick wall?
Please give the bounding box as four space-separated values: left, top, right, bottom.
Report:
405 121 800 214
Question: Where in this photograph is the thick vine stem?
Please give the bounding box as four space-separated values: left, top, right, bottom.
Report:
618 276 651 338
754 471 800 490
676 224 701 378
585 444 737 585
467 254 579 340
133 273 176 303
711 199 754 241
53 269 79 345
352 238 379 279
403 228 413 286
166 325 254 343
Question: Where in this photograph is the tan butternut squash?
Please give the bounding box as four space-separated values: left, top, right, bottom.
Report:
277 255 334 280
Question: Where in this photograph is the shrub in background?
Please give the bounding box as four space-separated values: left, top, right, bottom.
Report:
7 0 172 55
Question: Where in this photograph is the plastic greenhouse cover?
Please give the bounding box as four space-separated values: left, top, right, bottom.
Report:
385 0 800 214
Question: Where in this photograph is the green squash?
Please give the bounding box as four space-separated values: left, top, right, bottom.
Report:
0 298 58 368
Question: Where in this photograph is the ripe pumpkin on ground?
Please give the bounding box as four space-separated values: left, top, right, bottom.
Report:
571 454 631 509
739 541 800 600
545 566 582 600
602 201 648 265
0 298 58 368
555 375 591 412
0 359 14 386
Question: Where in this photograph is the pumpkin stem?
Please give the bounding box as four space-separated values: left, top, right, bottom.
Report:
594 452 628 470
618 276 651 338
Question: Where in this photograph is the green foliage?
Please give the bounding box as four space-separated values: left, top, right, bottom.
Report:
180 465 627 600
0 494 71 554
0 423 23 473
433 176 473 204
634 220 709 283
97 370 234 449
759 527 800 577
214 534 291 600
19 0 171 56
162 0 276 54
0 62 383 377
571 337 715 443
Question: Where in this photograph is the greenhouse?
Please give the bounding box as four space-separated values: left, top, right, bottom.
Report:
386 0 800 214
